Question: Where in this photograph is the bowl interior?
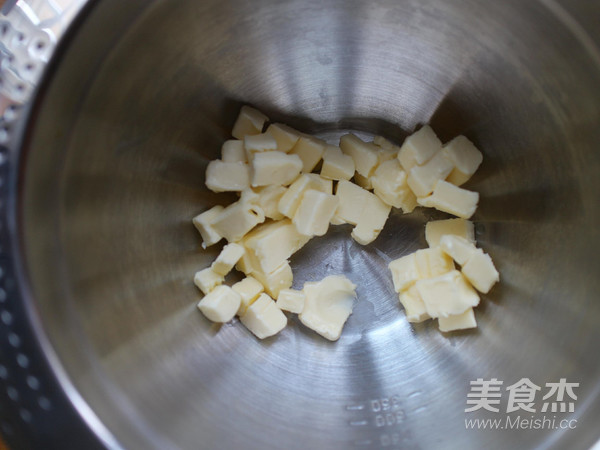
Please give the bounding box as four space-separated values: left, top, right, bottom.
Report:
20 0 600 448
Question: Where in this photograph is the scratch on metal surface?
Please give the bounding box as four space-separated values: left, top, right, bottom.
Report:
538 0 600 69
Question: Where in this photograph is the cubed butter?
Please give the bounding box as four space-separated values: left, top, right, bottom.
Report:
439 235 478 266
211 242 245 276
211 197 265 243
243 219 310 274
235 246 258 275
244 133 277 161
232 276 264 315
205 160 250 193
299 275 357 341
350 192 391 246
194 267 224 295
417 180 479 219
399 284 430 323
397 125 442 171
252 261 293 298
251 151 302 187
415 247 455 279
240 293 287 339
278 173 325 218
333 180 375 225
425 218 475 247
192 205 224 248
350 226 379 246
254 185 287 220
339 134 380 177
293 189 338 237
443 136 483 186
289 135 326 172
353 173 373 190
231 105 269 140
438 308 477 332
371 159 417 212
266 123 302 152
388 253 420 292
461 250 499 294
320 146 355 181
373 135 395 150
197 285 242 323
306 173 333 194
415 270 480 318
221 140 247 163
407 151 454 197
372 136 399 164
377 147 399 164
276 288 305 314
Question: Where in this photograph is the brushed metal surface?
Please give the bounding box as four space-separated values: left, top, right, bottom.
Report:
16 0 600 448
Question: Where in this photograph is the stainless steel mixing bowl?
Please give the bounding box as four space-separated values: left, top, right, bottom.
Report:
5 0 600 448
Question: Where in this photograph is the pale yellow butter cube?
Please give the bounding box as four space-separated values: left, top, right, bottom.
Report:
417 180 479 219
266 123 302 152
388 253 420 292
373 135 395 149
372 136 399 164
192 205 224 248
446 170 472 187
425 218 475 247
221 140 247 163
339 134 380 177
415 247 455 279
240 293 287 339
350 193 391 245
407 151 454 197
293 189 338 237
252 261 293 298
399 284 430 323
299 275 357 341
211 243 245 276
371 159 417 212
416 270 479 318
244 133 277 161
351 227 379 246
334 180 374 225
205 160 250 193
235 246 258 275
232 276 264 315
461 250 499 294
211 198 265 243
438 308 477 332
251 151 302 187
198 285 242 323
306 173 333 194
442 136 483 186
278 173 324 218
439 235 478 266
244 219 310 274
320 146 355 181
353 173 373 190
397 125 442 171
194 267 224 295
254 185 287 220
289 136 326 173
231 105 269 140
276 288 305 314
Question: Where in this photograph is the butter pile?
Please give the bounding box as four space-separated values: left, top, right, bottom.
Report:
192 105 498 340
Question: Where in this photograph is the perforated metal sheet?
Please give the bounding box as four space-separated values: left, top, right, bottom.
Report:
0 1 102 448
